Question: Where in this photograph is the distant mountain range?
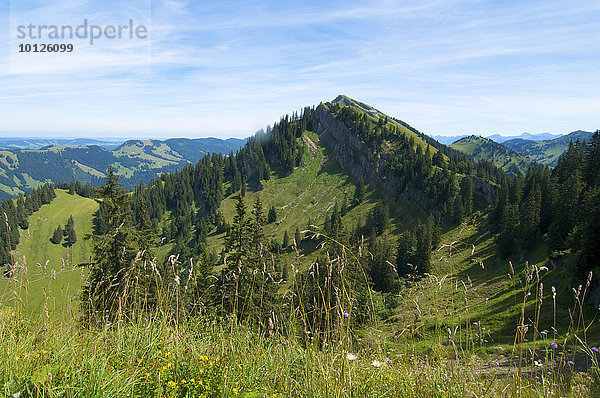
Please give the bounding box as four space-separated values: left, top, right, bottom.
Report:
448 130 595 174
432 132 566 146
486 132 563 143
0 137 246 201
0 138 124 150
502 130 593 167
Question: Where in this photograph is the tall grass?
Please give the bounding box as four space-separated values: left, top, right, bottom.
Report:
1 222 600 396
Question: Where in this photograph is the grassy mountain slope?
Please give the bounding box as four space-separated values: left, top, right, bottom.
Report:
451 135 534 175
392 216 600 351
2 190 97 314
503 130 594 167
0 138 246 201
210 131 422 259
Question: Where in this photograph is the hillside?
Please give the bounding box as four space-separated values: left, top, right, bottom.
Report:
503 130 594 166
450 135 535 175
2 189 97 314
2 97 599 396
0 137 246 201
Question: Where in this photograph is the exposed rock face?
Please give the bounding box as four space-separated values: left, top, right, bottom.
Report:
313 103 434 216
472 176 496 204
314 104 387 192
312 103 497 216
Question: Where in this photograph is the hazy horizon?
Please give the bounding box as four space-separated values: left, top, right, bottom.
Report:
0 127 591 142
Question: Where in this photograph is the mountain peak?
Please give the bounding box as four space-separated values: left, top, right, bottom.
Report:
331 95 379 114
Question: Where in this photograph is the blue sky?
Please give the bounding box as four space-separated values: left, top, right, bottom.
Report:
1 0 599 139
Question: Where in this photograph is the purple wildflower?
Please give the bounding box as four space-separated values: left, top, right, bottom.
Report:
343 312 349 318
592 347 599 353
550 342 558 349
567 361 575 366
496 346 504 351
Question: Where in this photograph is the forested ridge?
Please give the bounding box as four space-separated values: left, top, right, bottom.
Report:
1 97 599 324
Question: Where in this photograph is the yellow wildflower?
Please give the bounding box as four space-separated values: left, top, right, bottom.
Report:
167 380 177 389
232 388 239 395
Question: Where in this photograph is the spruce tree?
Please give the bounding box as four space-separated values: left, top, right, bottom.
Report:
283 230 289 249
66 225 77 247
354 181 365 205
294 227 302 248
51 225 63 244
268 206 277 223
81 167 140 323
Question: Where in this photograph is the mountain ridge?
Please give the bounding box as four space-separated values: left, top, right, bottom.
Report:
0 137 247 201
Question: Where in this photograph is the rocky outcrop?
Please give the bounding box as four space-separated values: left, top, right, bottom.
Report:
472 176 496 204
313 104 436 217
314 104 387 189
312 103 498 217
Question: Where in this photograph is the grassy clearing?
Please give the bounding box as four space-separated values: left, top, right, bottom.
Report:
1 189 97 316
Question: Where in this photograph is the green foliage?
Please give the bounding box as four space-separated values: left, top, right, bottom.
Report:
64 215 77 246
450 135 534 175
267 205 277 223
504 130 594 167
354 180 365 205
81 167 154 322
0 139 245 201
51 225 63 245
0 183 55 272
489 131 600 276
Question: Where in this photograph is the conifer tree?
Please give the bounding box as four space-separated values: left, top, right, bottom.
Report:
268 205 277 223
294 227 302 248
354 181 365 205
51 225 63 244
283 230 289 249
81 167 140 323
66 225 77 247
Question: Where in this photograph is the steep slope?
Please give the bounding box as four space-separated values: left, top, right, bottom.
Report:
503 130 594 167
451 135 534 175
0 137 247 201
2 189 97 314
211 131 414 260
